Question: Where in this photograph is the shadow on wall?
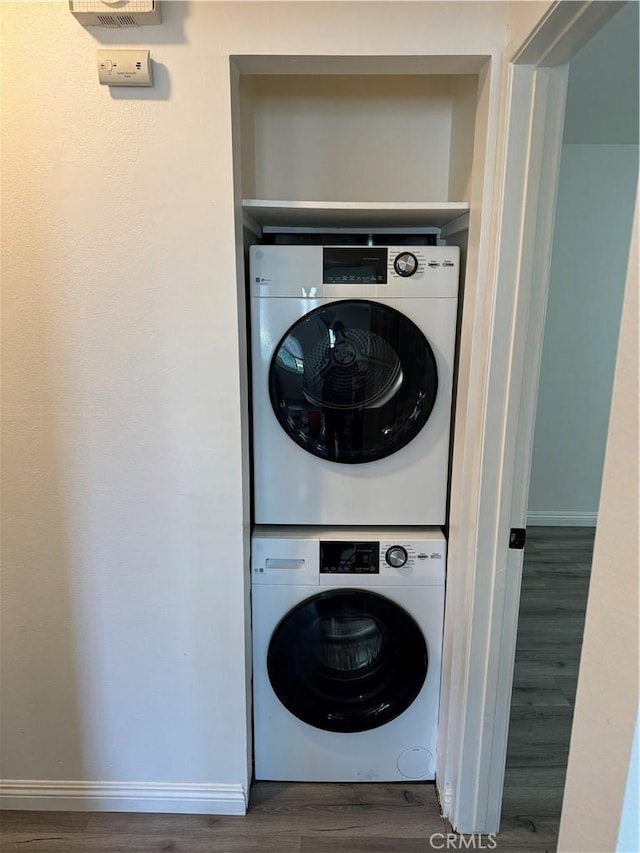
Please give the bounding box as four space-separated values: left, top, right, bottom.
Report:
85 0 190 46
1 214 88 783
109 61 172 102
1 0 229 795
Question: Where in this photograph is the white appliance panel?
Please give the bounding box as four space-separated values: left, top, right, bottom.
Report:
251 527 446 782
251 293 457 526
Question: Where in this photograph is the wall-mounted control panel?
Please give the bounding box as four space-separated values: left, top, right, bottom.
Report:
98 49 152 87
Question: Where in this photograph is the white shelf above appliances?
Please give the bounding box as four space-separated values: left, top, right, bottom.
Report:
242 199 470 235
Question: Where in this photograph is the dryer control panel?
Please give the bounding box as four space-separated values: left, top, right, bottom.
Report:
250 244 459 299
323 247 388 284
321 246 439 284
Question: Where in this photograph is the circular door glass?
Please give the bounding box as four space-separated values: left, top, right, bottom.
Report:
269 300 438 463
267 590 428 733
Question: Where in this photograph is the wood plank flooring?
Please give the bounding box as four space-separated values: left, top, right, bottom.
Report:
0 785 446 853
501 526 594 853
0 528 593 853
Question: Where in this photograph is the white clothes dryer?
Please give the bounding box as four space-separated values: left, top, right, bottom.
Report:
250 244 459 526
251 526 445 782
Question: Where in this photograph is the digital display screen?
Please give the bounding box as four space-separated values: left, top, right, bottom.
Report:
320 541 380 574
323 248 388 284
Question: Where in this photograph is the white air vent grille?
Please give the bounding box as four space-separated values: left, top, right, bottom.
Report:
96 13 117 26
69 1 161 27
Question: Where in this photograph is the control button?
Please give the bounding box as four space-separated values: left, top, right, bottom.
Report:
386 546 408 568
393 252 418 277
428 261 440 268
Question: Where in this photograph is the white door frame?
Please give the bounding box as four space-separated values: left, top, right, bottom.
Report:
437 1 627 834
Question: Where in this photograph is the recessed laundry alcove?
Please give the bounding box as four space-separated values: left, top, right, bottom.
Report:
229 48 495 822
239 73 479 204
232 55 489 235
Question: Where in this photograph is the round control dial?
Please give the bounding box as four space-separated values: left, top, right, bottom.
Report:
386 546 408 568
393 252 418 278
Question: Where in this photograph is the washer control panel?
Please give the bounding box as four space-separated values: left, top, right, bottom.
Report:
319 538 445 576
252 529 446 587
385 545 408 567
380 540 445 573
320 541 380 574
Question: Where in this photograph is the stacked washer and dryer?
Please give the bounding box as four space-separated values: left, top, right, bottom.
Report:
249 243 459 783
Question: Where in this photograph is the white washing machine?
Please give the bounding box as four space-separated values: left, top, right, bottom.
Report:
251 526 445 782
250 244 459 526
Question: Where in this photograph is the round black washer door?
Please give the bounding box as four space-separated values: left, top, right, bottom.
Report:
269 300 438 463
267 589 428 733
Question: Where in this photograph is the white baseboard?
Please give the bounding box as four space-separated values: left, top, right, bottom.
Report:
0 779 247 815
527 511 597 527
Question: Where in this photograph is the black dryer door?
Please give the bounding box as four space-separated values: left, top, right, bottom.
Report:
267 589 428 733
269 300 438 463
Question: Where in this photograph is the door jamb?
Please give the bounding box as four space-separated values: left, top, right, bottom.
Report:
437 0 625 834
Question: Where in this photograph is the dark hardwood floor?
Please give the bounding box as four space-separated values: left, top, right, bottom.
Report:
0 528 593 853
501 526 595 853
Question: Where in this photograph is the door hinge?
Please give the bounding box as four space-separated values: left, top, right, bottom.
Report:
509 528 527 550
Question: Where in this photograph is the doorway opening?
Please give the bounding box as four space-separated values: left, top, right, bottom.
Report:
501 4 639 846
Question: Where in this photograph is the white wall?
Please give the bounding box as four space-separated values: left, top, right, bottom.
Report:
557 193 638 853
504 1 555 55
1 0 510 811
562 2 639 146
527 3 639 526
527 144 638 525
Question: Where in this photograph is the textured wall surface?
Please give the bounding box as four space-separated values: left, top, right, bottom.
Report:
1 2 250 792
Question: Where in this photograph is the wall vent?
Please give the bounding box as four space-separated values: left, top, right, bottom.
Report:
69 1 161 27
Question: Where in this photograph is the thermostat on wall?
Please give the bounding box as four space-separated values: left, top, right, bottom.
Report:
98 50 153 87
